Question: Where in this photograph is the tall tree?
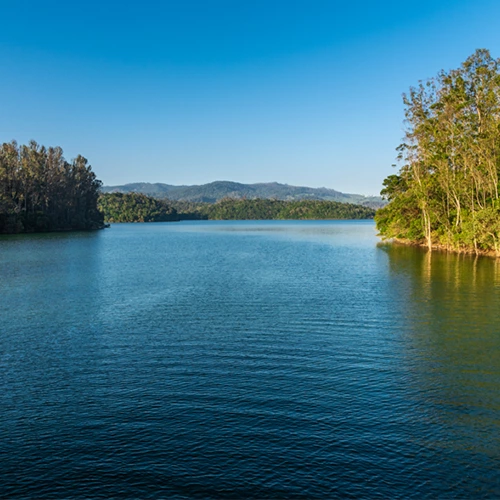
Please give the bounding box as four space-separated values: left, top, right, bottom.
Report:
376 49 500 255
0 141 104 233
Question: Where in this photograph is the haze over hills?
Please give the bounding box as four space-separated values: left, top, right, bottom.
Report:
102 181 385 208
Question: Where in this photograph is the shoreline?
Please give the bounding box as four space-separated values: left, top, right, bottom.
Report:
0 224 109 236
386 237 500 259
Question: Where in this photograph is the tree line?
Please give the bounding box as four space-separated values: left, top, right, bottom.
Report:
99 194 375 221
98 192 179 222
376 49 500 255
0 143 374 234
0 141 104 233
195 198 375 220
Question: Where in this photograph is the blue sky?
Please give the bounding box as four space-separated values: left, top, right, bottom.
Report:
1 0 500 195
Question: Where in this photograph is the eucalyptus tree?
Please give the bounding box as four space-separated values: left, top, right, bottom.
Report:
0 141 104 233
376 49 500 255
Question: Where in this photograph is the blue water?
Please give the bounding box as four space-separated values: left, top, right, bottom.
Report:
1 220 499 498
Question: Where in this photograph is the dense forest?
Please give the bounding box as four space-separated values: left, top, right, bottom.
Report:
376 49 500 256
98 193 179 222
0 141 104 233
169 198 374 220
194 198 375 220
98 195 375 222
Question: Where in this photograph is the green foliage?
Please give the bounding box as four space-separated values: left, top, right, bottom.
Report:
277 199 374 219
170 198 375 220
0 140 104 233
376 49 500 255
98 193 179 222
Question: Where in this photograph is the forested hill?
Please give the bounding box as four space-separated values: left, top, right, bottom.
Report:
191 198 375 220
98 194 375 222
102 181 385 208
99 193 179 222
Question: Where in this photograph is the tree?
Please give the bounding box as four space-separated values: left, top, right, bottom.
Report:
0 141 104 233
376 49 500 255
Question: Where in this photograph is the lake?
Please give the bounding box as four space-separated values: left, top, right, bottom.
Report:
1 220 499 498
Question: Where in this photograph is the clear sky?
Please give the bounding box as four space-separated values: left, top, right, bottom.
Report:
1 0 500 195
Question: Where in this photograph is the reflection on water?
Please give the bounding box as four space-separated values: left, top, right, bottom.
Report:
382 244 500 460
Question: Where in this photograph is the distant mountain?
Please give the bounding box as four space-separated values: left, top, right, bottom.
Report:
101 181 385 208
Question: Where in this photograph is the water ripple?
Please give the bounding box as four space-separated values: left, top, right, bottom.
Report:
1 221 499 498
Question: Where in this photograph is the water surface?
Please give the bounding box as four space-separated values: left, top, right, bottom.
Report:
1 221 499 498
